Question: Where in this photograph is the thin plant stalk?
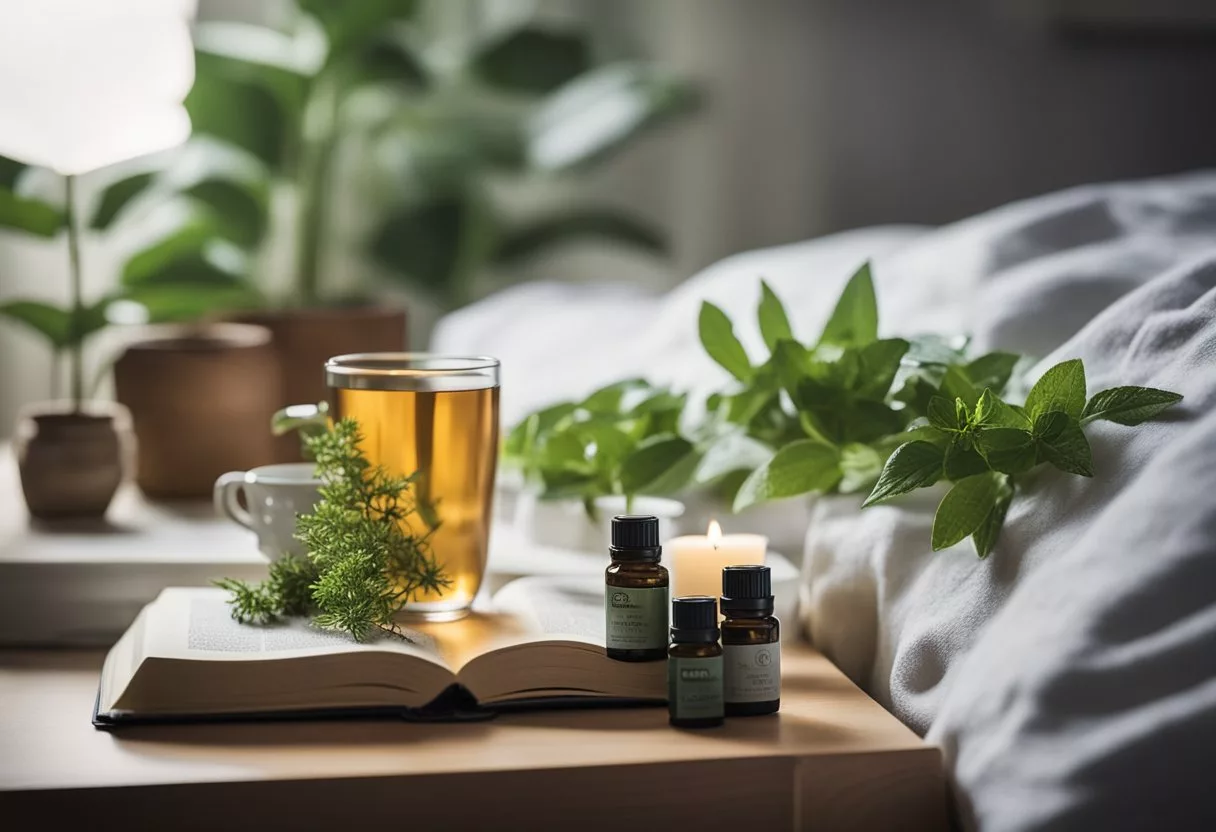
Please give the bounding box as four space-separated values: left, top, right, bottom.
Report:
64 174 83 413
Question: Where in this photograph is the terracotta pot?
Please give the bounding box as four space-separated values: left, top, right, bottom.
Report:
233 307 407 461
14 403 125 521
114 323 280 499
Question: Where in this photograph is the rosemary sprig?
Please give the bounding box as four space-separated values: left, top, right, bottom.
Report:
218 418 448 641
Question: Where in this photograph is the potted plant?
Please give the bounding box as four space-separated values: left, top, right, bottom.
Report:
0 1 197 518
115 1 699 439
502 379 693 552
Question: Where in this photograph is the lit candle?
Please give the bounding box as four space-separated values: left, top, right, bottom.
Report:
669 520 768 600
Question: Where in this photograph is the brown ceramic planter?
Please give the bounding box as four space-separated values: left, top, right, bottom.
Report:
114 323 280 499
233 306 407 460
14 404 125 521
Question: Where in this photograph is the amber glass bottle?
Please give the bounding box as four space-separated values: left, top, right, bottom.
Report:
605 515 669 662
668 596 724 728
721 565 780 716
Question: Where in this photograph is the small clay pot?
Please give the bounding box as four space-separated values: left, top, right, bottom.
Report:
14 405 125 520
232 306 407 461
114 323 280 499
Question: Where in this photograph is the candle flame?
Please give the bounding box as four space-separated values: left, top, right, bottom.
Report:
707 519 722 549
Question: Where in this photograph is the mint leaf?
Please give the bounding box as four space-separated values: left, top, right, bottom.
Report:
862 441 944 507
856 338 910 399
941 365 980 409
839 443 884 493
928 396 962 432
619 435 697 494
944 438 989 480
974 427 1036 474
757 280 793 352
932 472 1003 550
964 352 1020 394
819 261 878 347
580 378 649 413
772 339 812 401
1081 386 1183 426
973 388 1031 429
732 440 842 511
971 477 1013 558
1025 358 1086 421
692 432 773 485
1038 415 1093 477
699 301 752 382
1032 409 1068 442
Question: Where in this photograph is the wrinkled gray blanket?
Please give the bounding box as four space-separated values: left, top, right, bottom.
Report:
435 172 1216 830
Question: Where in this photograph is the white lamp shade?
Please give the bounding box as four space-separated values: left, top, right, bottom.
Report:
0 0 197 175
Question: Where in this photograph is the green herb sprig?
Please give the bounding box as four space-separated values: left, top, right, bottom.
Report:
862 359 1182 556
217 418 448 641
502 379 694 513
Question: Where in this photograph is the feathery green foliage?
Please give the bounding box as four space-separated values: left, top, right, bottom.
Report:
218 418 447 641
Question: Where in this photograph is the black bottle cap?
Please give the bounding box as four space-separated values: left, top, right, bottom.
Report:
610 515 661 562
721 565 774 616
671 596 719 643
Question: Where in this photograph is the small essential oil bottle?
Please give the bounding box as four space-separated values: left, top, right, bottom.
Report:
605 515 670 662
721 565 781 716
667 596 724 728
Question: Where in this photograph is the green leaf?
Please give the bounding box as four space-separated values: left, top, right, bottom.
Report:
349 35 429 88
300 0 420 61
862 441 944 507
527 63 701 171
0 300 108 348
472 26 591 95
692 432 774 485
580 378 649 413
972 388 1031 429
757 280 793 352
732 440 842 512
932 472 1003 550
927 396 962 432
1025 358 1086 421
841 400 906 445
0 156 25 189
619 435 696 495
119 283 263 323
772 339 812 401
184 177 269 248
187 52 301 171
944 439 990 480
1038 415 1094 477
0 189 63 237
838 443 884 494
855 338 910 399
122 221 247 287
698 301 752 382
819 261 878 347
972 478 1013 559
1081 386 1183 426
941 365 980 410
89 172 156 230
492 209 666 266
964 352 1020 394
370 194 474 303
1033 410 1069 442
974 427 1036 475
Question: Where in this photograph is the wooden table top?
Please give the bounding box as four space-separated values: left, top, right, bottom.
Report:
0 642 946 830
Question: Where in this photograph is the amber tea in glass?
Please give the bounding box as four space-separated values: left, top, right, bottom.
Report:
326 354 500 621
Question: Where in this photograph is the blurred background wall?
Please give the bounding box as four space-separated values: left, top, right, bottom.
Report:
2 0 1215 435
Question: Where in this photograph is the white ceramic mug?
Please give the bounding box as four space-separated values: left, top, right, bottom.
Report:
213 463 322 560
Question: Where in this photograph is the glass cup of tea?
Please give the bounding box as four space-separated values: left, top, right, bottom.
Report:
320 353 501 621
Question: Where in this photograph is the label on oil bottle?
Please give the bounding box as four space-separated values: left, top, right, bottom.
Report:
668 656 724 721
723 642 781 703
605 586 669 651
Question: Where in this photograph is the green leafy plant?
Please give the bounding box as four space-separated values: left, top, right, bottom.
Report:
862 360 1182 557
129 1 699 311
502 378 694 512
217 417 447 641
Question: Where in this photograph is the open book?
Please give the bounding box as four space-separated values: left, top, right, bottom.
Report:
94 577 666 726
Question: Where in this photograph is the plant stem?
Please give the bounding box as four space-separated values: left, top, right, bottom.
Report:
295 84 340 308
65 174 83 413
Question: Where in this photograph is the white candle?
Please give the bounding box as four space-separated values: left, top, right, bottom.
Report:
669 520 768 601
